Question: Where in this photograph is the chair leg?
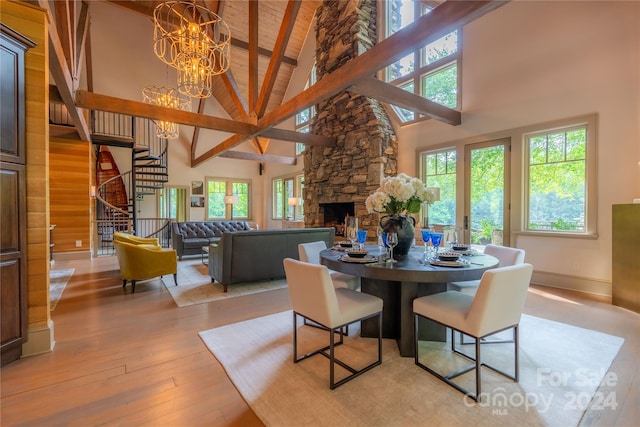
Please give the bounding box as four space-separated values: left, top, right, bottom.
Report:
131 280 136 293
173 273 178 286
293 311 382 389
122 279 127 289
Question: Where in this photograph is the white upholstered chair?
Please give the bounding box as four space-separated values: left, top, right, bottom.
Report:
413 263 533 401
448 244 526 294
298 241 360 290
283 258 383 389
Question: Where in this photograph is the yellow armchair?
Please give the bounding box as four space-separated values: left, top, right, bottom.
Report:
114 240 177 293
113 232 160 246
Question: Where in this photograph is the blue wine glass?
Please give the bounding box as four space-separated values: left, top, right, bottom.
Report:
420 229 432 256
431 232 443 258
356 229 367 249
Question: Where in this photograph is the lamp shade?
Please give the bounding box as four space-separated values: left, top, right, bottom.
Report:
224 195 239 205
288 197 301 206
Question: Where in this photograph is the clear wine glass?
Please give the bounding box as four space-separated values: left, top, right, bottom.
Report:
386 232 398 263
376 225 384 254
346 217 357 247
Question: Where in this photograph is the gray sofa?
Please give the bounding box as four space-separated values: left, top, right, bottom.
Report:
171 221 252 259
208 228 335 292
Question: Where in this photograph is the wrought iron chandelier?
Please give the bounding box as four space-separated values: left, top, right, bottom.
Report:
153 0 231 98
142 86 191 139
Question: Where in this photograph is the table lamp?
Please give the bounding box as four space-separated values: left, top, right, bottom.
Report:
224 195 239 220
287 197 301 220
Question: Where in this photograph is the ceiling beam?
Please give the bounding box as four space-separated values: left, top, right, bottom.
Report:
200 0 507 159
190 98 207 162
349 76 462 125
256 0 302 118
76 90 255 135
219 151 297 165
228 37 298 67
248 0 259 114
36 0 91 141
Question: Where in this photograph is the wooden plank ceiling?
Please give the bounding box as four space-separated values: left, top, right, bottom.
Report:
41 0 507 167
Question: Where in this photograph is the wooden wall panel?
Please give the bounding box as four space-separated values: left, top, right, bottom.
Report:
49 138 91 254
1 1 51 332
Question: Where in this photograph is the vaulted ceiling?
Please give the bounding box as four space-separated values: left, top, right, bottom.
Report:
38 0 506 167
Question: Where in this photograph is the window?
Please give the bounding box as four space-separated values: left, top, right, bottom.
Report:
420 148 456 226
205 178 251 220
295 65 317 155
524 116 596 236
383 0 461 124
272 174 304 220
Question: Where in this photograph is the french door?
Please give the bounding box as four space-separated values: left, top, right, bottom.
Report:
463 138 511 246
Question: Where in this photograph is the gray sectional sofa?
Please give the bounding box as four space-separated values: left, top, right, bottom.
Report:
171 221 252 259
208 227 335 292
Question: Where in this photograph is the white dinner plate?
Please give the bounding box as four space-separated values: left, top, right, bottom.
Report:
340 255 379 264
429 259 469 268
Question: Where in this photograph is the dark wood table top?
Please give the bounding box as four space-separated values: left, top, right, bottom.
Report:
320 245 499 283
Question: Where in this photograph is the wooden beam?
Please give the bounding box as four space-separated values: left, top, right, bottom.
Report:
218 72 249 120
202 1 506 159
36 0 91 141
219 151 297 165
76 90 256 135
248 0 259 113
258 1 505 131
74 1 89 82
190 98 207 162
260 128 335 146
256 0 301 118
350 76 462 125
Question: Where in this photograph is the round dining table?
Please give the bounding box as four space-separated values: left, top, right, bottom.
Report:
320 245 499 357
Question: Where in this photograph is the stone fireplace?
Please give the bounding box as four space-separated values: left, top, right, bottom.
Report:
303 0 398 239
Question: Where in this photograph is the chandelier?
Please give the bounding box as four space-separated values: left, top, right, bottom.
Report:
153 1 231 98
142 86 191 139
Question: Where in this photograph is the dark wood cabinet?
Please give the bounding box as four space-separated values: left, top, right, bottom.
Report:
1 24 35 366
612 204 640 314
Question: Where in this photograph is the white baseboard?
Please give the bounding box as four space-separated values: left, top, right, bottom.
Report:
22 319 55 358
531 270 611 298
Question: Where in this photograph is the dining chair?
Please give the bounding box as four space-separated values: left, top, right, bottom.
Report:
413 263 533 401
298 241 360 290
448 244 526 294
449 244 526 345
298 241 361 335
283 258 383 389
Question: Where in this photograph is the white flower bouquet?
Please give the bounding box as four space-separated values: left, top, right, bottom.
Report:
365 173 436 216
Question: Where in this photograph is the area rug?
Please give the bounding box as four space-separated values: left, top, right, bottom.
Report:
199 311 624 427
50 268 74 311
162 259 288 307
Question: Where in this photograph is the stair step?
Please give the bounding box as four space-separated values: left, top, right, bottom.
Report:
137 179 167 184
135 171 168 176
137 184 164 189
135 155 162 161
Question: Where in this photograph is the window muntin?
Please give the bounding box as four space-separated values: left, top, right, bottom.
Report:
383 0 461 124
205 178 251 220
420 148 456 226
295 65 317 155
525 126 588 233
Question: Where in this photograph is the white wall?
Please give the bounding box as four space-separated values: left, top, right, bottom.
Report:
396 1 640 294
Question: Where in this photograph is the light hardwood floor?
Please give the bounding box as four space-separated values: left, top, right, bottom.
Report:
1 256 638 426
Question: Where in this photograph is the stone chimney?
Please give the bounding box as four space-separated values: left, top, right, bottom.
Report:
303 0 398 237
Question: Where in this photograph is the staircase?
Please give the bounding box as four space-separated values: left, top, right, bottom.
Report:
92 112 172 253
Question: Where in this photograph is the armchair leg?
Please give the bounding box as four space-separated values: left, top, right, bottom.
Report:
122 279 127 288
131 280 136 293
173 273 178 286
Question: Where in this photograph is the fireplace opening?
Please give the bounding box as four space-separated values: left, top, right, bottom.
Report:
319 202 354 237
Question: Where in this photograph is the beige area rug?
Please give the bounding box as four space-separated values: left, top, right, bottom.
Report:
200 311 624 427
162 259 288 307
50 268 74 311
